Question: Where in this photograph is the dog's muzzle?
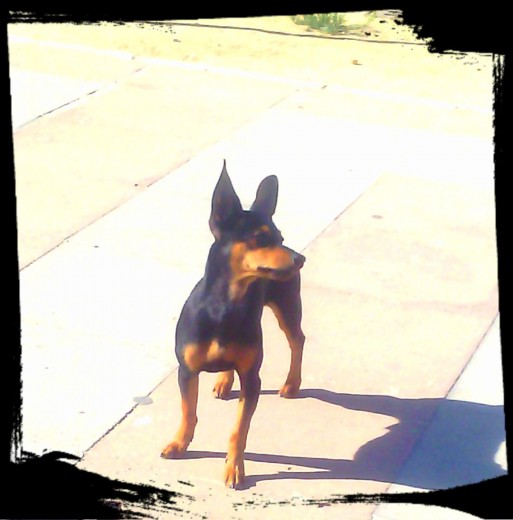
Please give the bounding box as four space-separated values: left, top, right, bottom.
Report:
257 248 305 280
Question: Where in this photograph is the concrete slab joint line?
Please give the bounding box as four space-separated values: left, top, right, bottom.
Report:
92 54 495 113
82 367 178 456
12 64 149 132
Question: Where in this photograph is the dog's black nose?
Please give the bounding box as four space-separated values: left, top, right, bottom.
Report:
293 252 306 269
282 247 305 270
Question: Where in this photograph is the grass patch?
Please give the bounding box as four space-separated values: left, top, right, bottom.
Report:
292 13 347 35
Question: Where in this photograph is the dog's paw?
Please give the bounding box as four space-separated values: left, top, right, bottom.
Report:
279 381 301 398
213 372 234 400
213 384 232 400
224 456 245 489
161 440 188 459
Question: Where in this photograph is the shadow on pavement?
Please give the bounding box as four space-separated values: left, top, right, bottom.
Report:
182 388 507 491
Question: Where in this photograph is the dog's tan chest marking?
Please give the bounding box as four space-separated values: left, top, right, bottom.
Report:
183 341 258 374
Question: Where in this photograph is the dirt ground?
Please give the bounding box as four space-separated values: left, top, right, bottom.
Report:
9 11 421 52
9 11 492 96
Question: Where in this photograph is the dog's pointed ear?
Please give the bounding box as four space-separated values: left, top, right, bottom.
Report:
209 160 243 239
250 175 278 217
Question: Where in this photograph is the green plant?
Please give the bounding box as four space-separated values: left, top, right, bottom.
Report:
292 13 347 35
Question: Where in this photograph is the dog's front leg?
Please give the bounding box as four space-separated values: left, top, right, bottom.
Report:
161 366 199 457
224 368 261 489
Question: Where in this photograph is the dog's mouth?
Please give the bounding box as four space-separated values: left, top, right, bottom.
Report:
256 253 305 280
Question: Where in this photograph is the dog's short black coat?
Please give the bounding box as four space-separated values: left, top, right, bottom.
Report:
161 161 305 489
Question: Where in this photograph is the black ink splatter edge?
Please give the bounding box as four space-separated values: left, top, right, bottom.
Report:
4 3 510 519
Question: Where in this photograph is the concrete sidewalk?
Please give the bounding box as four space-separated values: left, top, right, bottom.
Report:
11 30 505 519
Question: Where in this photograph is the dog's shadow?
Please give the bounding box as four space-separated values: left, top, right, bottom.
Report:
183 388 506 490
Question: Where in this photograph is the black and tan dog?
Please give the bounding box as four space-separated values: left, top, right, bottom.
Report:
161 161 305 489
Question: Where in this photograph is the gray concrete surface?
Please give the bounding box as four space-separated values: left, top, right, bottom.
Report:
10 29 505 519
384 317 506 492
373 316 506 520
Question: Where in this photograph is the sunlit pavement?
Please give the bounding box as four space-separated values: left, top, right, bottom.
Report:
11 33 504 519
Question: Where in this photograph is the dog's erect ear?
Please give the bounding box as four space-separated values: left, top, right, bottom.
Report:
250 175 278 217
209 160 243 239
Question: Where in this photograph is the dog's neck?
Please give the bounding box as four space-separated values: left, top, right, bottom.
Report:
202 241 263 320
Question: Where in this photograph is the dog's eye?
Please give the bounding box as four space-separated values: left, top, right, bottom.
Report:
250 232 270 248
